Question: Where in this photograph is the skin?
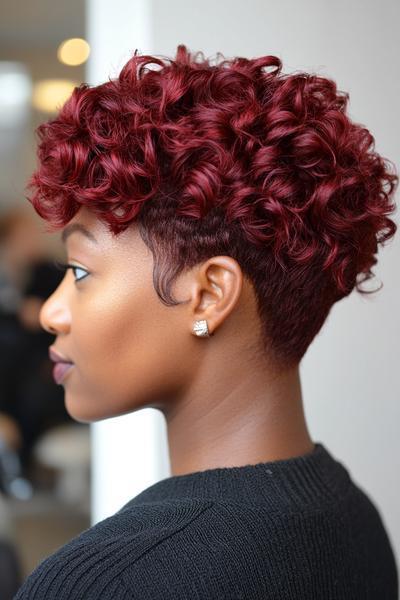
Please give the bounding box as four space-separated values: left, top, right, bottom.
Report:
40 205 314 476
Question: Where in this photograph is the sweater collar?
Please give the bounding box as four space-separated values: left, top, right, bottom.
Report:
121 442 351 511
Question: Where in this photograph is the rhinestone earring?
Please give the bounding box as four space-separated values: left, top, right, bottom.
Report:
192 319 210 337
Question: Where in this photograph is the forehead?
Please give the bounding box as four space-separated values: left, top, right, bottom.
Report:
61 205 148 257
61 223 98 245
61 206 104 243
68 205 101 229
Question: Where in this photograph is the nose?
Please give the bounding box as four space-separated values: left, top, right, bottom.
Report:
39 283 71 335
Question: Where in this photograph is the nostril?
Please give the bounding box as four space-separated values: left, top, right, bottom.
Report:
39 312 58 334
39 296 71 336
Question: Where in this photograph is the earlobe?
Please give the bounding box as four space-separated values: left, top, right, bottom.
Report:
189 257 243 340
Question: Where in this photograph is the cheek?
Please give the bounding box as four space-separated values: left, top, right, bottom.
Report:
66 285 189 420
73 287 146 376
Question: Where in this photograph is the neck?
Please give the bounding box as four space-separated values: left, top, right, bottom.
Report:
164 363 314 477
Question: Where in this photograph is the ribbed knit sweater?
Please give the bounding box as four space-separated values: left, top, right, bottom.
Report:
14 442 398 599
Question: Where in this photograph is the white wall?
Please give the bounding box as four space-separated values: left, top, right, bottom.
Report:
87 0 400 575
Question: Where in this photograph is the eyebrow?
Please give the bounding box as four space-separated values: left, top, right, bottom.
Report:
61 223 98 245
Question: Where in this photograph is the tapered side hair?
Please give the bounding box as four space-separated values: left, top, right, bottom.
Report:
25 44 398 369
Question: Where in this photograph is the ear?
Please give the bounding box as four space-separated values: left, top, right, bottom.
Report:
186 256 244 337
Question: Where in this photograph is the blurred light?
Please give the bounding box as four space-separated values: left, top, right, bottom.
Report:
32 79 79 113
0 62 32 128
9 477 34 500
57 38 91 66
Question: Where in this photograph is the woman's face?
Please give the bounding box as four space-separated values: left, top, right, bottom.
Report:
40 205 195 423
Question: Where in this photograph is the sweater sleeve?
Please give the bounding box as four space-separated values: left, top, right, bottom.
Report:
13 500 214 600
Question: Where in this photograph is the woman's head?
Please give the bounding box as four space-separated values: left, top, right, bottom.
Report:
29 44 398 421
42 204 254 422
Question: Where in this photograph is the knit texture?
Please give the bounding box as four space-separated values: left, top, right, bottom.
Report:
14 442 398 599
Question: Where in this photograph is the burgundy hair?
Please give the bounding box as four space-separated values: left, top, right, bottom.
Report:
25 44 398 369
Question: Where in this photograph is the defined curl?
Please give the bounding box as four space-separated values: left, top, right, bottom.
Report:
25 44 398 368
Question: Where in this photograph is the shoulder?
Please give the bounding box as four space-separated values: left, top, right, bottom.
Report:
13 498 214 599
13 495 385 599
116 500 359 599
115 498 386 599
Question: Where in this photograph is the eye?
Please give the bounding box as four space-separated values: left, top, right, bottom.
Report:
53 260 89 283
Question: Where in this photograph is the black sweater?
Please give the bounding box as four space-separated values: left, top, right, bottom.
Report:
14 442 398 599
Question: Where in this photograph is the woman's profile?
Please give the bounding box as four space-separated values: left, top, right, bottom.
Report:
14 44 398 599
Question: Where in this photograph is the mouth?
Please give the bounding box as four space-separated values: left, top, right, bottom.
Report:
49 346 74 384
49 346 73 363
52 362 74 384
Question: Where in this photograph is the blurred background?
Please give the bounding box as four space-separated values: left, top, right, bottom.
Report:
0 0 399 598
0 2 91 597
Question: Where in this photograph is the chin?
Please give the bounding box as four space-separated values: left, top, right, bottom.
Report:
64 388 139 423
63 392 105 424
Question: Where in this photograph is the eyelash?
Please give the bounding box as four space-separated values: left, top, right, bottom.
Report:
54 260 89 283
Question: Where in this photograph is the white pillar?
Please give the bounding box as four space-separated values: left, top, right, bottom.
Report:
85 0 170 524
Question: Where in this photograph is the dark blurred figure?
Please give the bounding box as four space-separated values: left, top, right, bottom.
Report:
0 207 73 479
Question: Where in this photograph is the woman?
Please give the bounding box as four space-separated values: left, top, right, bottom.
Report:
15 44 398 598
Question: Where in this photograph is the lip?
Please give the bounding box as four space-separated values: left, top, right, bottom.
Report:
49 346 73 364
52 362 74 384
49 346 74 384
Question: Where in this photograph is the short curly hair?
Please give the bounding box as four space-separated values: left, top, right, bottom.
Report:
25 44 398 369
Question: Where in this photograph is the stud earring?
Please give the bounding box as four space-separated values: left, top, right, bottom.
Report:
192 319 210 337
